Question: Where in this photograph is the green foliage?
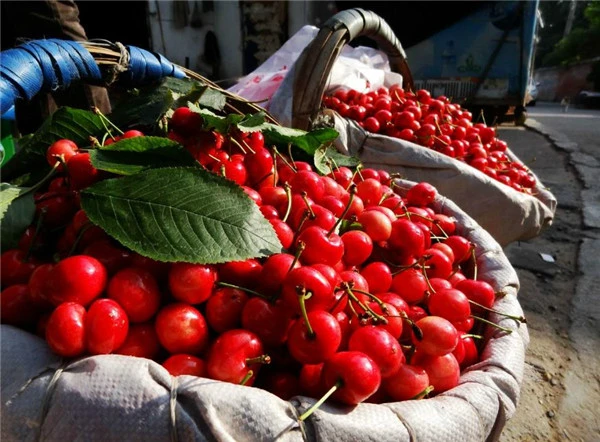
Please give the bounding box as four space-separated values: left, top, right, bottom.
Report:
540 1 600 68
80 167 282 264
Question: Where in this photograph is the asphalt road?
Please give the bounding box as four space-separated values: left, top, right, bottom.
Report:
496 102 600 441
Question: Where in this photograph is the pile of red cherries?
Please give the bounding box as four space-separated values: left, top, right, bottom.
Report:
1 107 510 407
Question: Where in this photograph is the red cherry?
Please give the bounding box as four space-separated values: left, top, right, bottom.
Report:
47 255 108 307
340 230 373 267
115 323 161 359
67 153 101 190
321 351 381 405
45 302 86 357
412 352 460 393
241 297 295 347
85 298 129 355
205 287 249 333
1 284 40 326
46 139 78 170
349 326 404 378
287 310 342 364
412 316 459 356
107 267 161 323
206 329 265 385
391 268 428 304
163 354 206 377
155 303 209 354
383 363 430 401
0 249 39 286
169 263 217 304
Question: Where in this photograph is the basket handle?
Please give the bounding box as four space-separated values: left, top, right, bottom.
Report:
0 39 185 120
292 8 414 131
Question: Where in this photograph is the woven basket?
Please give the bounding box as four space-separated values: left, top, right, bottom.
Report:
270 8 556 246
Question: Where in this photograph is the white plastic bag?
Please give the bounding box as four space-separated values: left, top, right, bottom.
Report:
228 25 402 109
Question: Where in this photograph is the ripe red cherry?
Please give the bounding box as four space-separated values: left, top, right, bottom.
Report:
349 326 404 378
390 268 428 304
281 267 334 313
340 230 373 266
67 152 101 190
46 139 78 169
115 323 161 359
163 354 206 377
406 182 437 206
107 267 161 323
287 310 342 364
296 226 344 266
85 298 129 355
357 210 392 242
412 316 459 356
170 107 203 135
206 329 266 386
0 249 39 287
155 303 209 354
241 297 295 347
45 302 87 357
1 284 40 326
412 352 460 393
47 255 108 307
389 218 426 259
360 262 392 294
205 287 249 333
321 351 382 405
456 279 496 313
169 263 217 304
428 288 471 323
383 364 430 401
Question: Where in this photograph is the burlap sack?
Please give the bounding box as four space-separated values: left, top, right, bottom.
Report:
1 180 528 442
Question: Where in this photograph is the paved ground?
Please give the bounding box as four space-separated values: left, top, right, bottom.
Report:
496 103 600 442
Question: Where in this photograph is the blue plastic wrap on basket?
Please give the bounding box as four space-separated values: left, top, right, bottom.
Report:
0 39 186 120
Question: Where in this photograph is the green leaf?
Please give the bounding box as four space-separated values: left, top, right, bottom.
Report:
110 84 175 129
237 112 268 132
1 108 104 182
193 86 227 112
313 145 361 175
0 183 36 249
187 104 244 133
80 167 282 263
263 125 339 155
91 136 197 175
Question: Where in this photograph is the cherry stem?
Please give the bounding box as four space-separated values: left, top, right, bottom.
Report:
216 281 269 300
400 310 423 340
468 300 526 323
272 146 297 173
281 183 293 223
471 246 478 281
411 385 435 400
287 143 295 168
294 211 310 240
67 223 95 258
350 289 387 313
240 137 255 155
470 315 513 333
462 333 483 340
21 163 60 198
93 106 123 136
328 184 356 237
24 209 46 262
297 287 315 338
391 260 423 276
229 137 248 154
88 136 101 148
240 370 254 386
398 211 435 225
301 191 316 218
245 354 271 366
298 381 342 422
343 284 388 324
433 220 450 239
421 263 436 296
290 241 305 272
